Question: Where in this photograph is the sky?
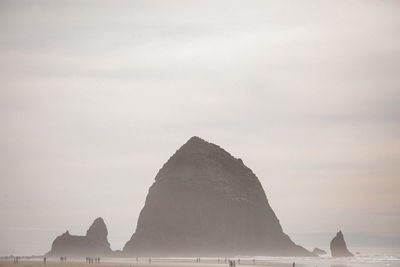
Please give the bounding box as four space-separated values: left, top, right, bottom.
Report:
0 0 399 256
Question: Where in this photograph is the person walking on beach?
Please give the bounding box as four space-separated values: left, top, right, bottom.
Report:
43 257 46 264
292 262 295 267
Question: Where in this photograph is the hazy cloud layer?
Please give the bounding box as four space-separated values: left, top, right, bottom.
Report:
0 0 399 255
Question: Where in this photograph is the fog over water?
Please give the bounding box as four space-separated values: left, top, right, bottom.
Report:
0 0 399 256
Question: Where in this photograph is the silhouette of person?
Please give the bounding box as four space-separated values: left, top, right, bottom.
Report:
293 262 295 267
43 257 46 264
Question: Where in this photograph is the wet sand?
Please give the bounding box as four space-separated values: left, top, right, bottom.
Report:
0 261 226 267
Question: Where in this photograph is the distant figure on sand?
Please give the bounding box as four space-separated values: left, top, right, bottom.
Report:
43 257 46 264
293 262 295 267
149 258 151 264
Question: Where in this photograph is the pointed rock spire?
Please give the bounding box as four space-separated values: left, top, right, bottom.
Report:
330 230 353 257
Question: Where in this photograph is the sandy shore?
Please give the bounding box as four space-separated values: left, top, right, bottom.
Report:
0 261 228 267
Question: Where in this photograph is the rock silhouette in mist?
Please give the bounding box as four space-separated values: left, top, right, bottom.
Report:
330 231 353 257
124 136 314 256
47 217 111 256
312 248 327 255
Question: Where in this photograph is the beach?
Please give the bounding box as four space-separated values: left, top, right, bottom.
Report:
0 260 224 267
1 255 400 267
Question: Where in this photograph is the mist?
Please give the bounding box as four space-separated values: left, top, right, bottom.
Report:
0 0 399 256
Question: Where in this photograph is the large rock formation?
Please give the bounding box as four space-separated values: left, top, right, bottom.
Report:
47 217 112 256
124 136 314 256
330 231 353 257
312 248 327 255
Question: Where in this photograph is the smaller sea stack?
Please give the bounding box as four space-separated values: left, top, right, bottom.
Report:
47 217 112 256
312 248 327 255
330 231 353 257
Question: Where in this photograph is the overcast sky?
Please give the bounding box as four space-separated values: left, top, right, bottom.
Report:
0 0 399 256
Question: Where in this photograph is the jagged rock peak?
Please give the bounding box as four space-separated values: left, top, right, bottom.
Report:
86 217 108 239
330 230 353 257
174 136 231 158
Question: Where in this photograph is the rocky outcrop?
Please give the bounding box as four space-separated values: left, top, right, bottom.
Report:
47 217 112 256
123 136 314 256
330 231 353 257
312 247 327 255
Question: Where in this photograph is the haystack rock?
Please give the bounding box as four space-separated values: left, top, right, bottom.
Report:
47 217 112 256
123 136 314 256
330 231 353 257
312 248 327 255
